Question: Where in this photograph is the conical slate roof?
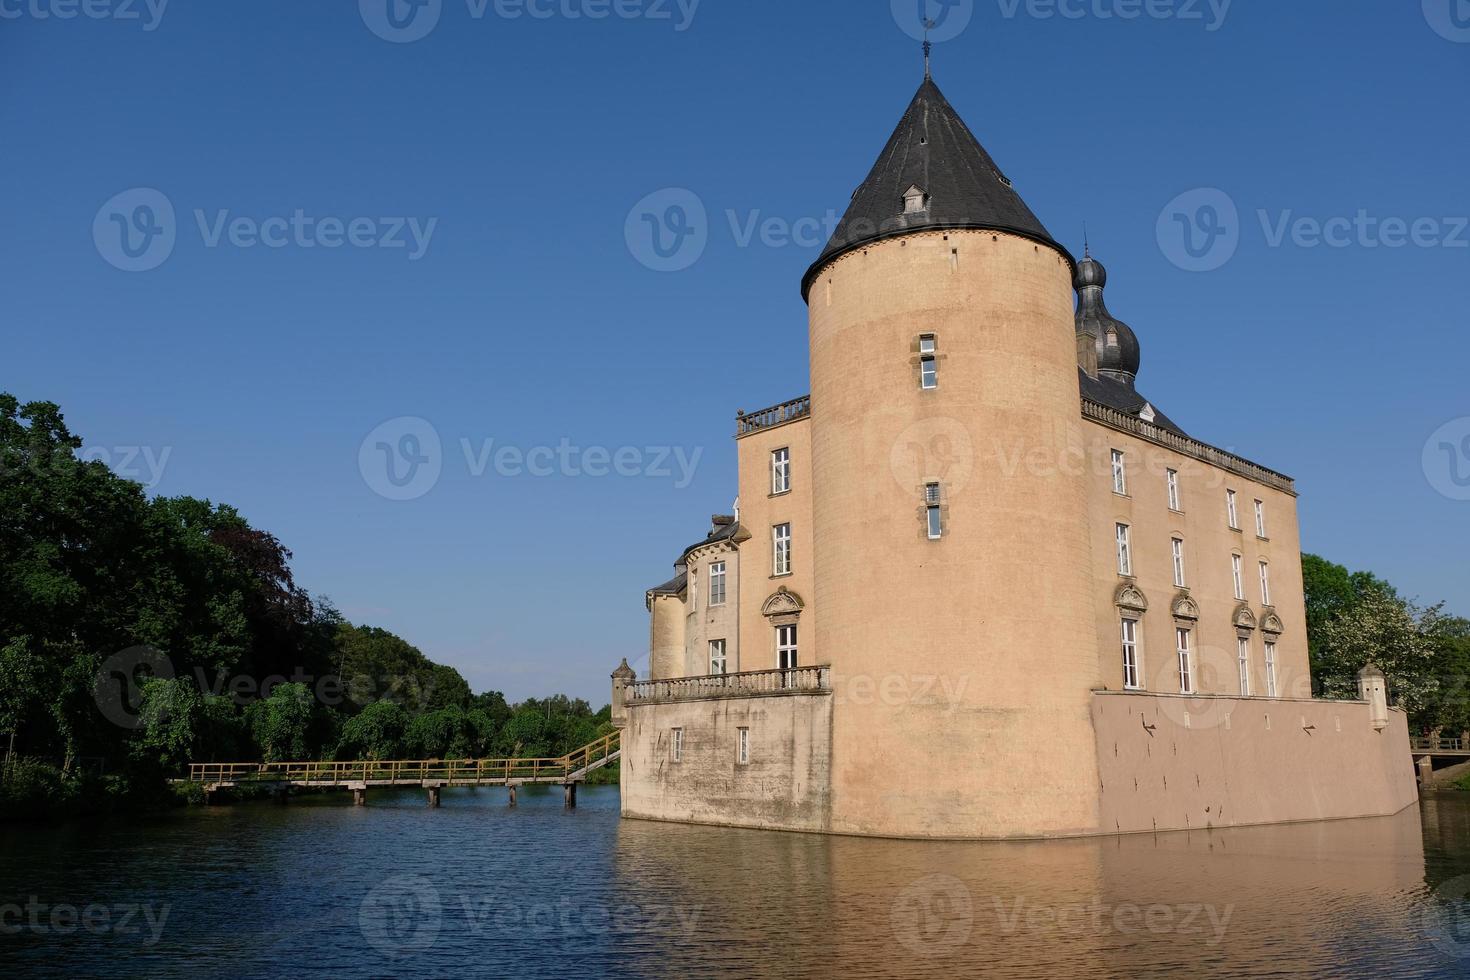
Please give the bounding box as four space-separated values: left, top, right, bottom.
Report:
802 76 1068 300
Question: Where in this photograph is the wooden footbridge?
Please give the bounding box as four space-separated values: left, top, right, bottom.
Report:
187 731 619 809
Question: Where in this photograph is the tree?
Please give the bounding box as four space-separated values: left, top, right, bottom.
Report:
337 700 409 761
1314 586 1439 716
246 683 314 762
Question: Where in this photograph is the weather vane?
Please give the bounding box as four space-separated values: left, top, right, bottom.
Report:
923 17 935 78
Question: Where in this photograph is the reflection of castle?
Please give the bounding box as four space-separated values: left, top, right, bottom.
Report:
612 72 1417 840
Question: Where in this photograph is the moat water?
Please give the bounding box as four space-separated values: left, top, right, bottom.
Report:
3 786 1470 978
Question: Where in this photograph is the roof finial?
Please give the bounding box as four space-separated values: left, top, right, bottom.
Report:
923 18 934 79
1083 222 1090 259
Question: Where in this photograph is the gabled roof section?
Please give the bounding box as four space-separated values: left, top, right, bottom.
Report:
802 76 1068 300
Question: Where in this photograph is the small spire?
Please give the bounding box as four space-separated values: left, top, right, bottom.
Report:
1083 222 1090 258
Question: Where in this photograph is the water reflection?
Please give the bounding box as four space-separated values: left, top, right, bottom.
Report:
0 788 1466 978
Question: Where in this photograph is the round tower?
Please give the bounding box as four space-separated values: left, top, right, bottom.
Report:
803 76 1104 838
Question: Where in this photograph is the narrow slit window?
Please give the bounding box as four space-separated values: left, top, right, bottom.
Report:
1172 538 1187 588
1121 618 1142 690
1232 554 1245 600
1264 642 1278 698
771 447 791 495
919 335 938 389
773 524 792 576
1237 639 1251 696
1254 499 1267 538
1116 523 1132 576
1167 469 1181 511
1259 561 1272 606
671 728 684 763
926 483 943 540
1177 628 1195 694
1227 489 1240 529
1112 450 1127 495
737 727 750 765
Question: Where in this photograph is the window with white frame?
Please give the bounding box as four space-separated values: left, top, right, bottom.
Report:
709 639 727 675
1121 618 1142 690
737 727 750 765
776 624 798 670
1177 627 1195 694
919 335 938 390
671 728 684 763
709 561 727 606
1111 450 1128 495
926 483 943 540
1116 523 1132 576
771 448 791 495
1259 561 1272 606
1227 489 1240 529
773 524 792 576
689 567 698 610
1167 468 1181 511
1264 641 1278 697
1254 499 1267 538
1171 538 1187 588
1237 638 1251 696
1232 554 1245 600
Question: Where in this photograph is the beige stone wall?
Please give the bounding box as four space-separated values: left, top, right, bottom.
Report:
648 593 686 682
1082 423 1311 700
1092 692 1418 833
682 541 741 677
808 230 1105 839
736 417 815 672
619 693 833 832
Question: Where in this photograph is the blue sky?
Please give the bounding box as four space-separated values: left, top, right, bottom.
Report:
3 1 1466 703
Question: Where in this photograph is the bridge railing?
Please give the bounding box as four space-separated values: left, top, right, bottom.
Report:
189 730 621 785
1411 737 1468 753
626 666 831 705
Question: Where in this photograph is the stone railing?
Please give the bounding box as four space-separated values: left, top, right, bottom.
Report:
736 395 811 438
1081 399 1296 495
626 666 831 705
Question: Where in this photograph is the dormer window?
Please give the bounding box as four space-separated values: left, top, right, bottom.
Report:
1139 403 1156 423
903 185 928 214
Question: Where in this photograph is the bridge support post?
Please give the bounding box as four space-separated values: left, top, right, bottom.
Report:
274 787 291 805
564 783 577 810
427 785 441 808
508 784 518 807
353 786 367 807
1417 755 1434 787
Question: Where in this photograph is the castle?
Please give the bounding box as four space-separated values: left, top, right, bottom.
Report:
610 72 1417 839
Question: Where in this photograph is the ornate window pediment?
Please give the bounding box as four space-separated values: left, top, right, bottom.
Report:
1171 592 1201 622
1233 605 1258 631
761 588 805 621
1262 612 1285 636
1114 582 1149 613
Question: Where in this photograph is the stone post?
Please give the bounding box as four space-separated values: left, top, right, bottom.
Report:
564 783 577 809
508 784 518 808
611 659 637 729
351 784 367 807
426 785 442 808
1357 664 1389 732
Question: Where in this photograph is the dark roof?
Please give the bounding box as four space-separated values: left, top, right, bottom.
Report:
1079 370 1189 438
1075 255 1141 385
646 519 742 596
646 570 687 599
802 75 1069 300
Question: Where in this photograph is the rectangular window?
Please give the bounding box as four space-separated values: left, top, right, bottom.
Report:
689 567 698 610
771 448 791 495
1237 638 1251 697
926 483 943 540
920 356 938 390
1116 523 1132 576
772 524 792 576
776 624 798 670
1121 618 1142 690
1259 561 1272 606
1227 489 1240 529
919 334 937 355
671 728 684 763
1171 538 1187 588
1177 628 1195 694
1112 450 1128 495
1264 642 1278 698
1254 499 1267 538
1167 469 1181 511
1232 555 1245 600
709 561 727 606
709 639 727 675
737 727 750 765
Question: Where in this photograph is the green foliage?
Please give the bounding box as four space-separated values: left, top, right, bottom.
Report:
0 390 614 820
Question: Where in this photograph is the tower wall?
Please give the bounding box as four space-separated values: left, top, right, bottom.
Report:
809 230 1105 838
